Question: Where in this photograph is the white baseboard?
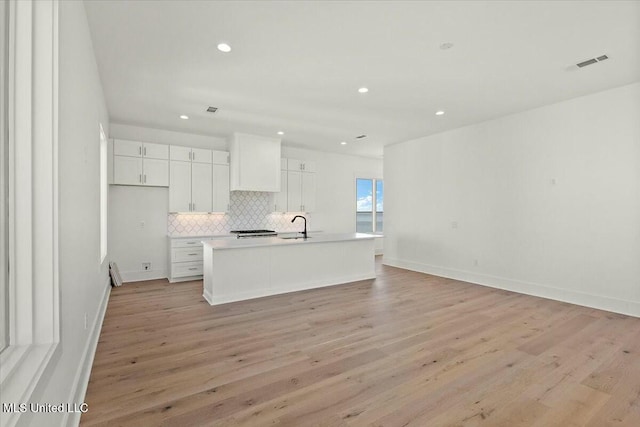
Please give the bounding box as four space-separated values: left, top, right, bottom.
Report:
63 278 111 427
383 257 640 318
120 268 167 283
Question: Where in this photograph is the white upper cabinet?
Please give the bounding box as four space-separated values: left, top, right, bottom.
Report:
301 171 316 212
287 158 316 173
170 145 212 163
114 139 142 157
191 148 212 164
230 133 281 192
274 169 288 212
113 139 169 186
169 145 192 162
143 142 169 160
212 164 230 212
169 160 191 212
191 163 213 212
213 150 230 165
169 148 229 213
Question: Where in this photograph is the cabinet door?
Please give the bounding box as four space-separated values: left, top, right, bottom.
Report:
169 161 191 212
212 150 229 165
170 145 192 162
287 170 302 212
287 158 303 171
192 148 212 164
143 142 169 160
113 139 142 157
212 164 230 212
143 158 169 186
191 162 213 212
280 157 288 170
301 160 316 173
301 172 316 212
274 170 288 212
113 155 143 185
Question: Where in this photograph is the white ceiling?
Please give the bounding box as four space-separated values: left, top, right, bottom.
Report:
84 1 640 158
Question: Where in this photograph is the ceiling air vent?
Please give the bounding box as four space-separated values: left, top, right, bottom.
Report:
356 134 367 139
576 54 609 68
206 106 218 113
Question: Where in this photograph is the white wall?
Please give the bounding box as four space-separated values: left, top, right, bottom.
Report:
108 126 383 281
23 2 111 426
384 82 640 317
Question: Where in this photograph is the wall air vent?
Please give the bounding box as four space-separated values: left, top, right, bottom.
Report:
206 106 218 113
356 134 367 139
576 54 609 68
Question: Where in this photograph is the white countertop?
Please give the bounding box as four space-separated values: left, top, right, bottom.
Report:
201 233 376 250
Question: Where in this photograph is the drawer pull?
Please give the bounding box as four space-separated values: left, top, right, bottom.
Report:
188 253 198 256
186 242 196 244
188 267 198 271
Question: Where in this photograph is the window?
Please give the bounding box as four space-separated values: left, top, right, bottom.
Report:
100 124 107 263
356 178 383 233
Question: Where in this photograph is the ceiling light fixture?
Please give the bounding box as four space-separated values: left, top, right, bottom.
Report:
435 111 445 116
217 43 232 53
358 87 369 93
179 115 189 120
277 131 284 135
340 141 347 145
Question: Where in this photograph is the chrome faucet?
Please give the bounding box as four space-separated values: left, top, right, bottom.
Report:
291 215 308 239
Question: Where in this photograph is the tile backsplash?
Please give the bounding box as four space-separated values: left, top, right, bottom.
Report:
167 191 308 236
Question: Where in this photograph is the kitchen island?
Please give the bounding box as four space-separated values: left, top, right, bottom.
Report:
202 233 376 305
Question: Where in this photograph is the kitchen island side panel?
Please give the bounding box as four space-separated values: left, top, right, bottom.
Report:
203 238 375 305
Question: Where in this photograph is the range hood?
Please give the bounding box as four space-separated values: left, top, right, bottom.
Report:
229 132 281 192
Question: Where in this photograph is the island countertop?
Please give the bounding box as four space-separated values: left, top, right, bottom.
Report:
201 232 376 250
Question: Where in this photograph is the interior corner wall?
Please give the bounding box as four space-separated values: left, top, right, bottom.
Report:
21 2 111 426
384 82 640 317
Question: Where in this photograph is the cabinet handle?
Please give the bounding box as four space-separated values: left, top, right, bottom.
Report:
193 202 196 211
192 152 195 161
227 154 229 164
189 151 192 160
139 146 142 155
188 267 198 271
143 147 147 156
143 174 147 184
139 174 142 183
187 253 198 256
186 242 196 245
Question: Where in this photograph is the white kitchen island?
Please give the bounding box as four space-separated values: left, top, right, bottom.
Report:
202 233 376 305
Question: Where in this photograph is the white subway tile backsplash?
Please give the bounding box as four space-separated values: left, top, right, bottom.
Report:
168 191 308 236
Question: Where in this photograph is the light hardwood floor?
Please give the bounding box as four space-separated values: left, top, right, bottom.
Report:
81 258 640 426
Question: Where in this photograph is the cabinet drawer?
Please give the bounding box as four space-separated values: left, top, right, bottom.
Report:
172 239 203 248
172 261 203 278
172 247 203 262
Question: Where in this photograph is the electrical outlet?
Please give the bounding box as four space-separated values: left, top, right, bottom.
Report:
142 262 151 271
84 313 88 330
451 221 458 229
140 220 145 229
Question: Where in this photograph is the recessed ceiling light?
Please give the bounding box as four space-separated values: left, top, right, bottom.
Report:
435 111 445 116
340 141 347 145
440 42 454 50
277 131 284 135
358 87 369 93
179 115 189 120
217 43 231 53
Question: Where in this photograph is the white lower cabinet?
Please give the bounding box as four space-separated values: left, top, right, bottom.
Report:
169 238 204 282
169 236 232 282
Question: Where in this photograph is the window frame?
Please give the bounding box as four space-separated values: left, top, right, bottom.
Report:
0 2 60 425
355 176 383 234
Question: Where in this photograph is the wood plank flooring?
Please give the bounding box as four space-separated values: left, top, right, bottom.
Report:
81 258 640 426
